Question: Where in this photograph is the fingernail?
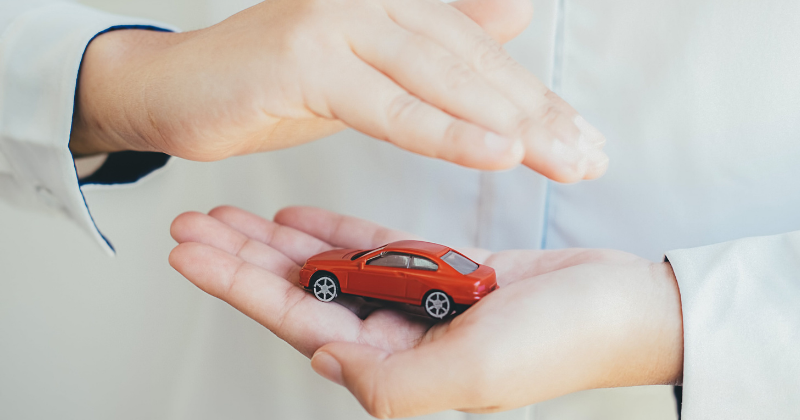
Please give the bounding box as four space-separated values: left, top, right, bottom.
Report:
311 351 344 386
573 115 606 148
484 132 524 160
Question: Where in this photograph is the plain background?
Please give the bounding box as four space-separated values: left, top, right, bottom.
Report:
0 0 677 419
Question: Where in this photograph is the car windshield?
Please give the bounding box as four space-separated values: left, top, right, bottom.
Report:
351 245 386 260
441 250 478 275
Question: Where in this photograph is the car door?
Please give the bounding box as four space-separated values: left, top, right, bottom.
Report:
348 252 410 301
404 254 441 301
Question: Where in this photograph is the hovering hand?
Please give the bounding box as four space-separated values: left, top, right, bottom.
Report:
70 0 607 181
169 206 682 417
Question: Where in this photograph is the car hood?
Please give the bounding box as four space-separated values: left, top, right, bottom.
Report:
306 248 359 262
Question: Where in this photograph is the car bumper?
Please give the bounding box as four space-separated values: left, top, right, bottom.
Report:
299 266 317 288
451 283 498 305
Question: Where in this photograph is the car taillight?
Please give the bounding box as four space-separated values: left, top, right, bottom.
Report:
476 282 497 293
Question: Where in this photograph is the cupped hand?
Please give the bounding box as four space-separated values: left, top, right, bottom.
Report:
169 206 682 418
71 0 607 181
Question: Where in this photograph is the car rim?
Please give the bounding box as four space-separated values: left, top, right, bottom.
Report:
425 292 450 319
313 277 337 302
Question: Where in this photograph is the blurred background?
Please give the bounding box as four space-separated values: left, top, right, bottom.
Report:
0 0 677 419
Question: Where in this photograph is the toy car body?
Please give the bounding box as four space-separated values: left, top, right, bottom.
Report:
299 240 497 319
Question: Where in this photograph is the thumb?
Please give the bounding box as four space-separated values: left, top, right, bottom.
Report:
450 0 534 44
311 341 478 418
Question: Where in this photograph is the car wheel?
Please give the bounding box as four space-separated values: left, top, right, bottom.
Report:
312 275 339 302
423 291 453 319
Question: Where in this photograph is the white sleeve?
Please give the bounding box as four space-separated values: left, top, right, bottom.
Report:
0 0 174 255
666 231 800 419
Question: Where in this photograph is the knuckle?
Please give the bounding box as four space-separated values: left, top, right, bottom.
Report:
441 120 466 149
385 93 421 125
471 36 516 74
443 60 477 91
515 115 538 139
534 96 560 128
436 120 473 163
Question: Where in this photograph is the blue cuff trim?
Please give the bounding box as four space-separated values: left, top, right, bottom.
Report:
95 24 173 37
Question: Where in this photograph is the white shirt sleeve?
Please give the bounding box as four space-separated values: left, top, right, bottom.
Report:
0 0 175 255
666 231 800 419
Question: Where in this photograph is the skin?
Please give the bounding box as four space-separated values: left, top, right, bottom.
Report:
69 0 608 182
168 205 684 418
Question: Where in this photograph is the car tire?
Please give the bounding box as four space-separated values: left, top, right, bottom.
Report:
312 274 339 302
423 290 454 319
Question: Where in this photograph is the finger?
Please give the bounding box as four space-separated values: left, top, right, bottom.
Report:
349 19 525 138
324 56 525 171
450 0 534 44
206 205 333 266
171 211 297 278
273 206 421 250
169 241 366 356
386 0 541 111
311 340 486 418
384 0 608 182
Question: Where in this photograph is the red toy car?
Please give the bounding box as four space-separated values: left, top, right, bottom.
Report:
299 240 497 319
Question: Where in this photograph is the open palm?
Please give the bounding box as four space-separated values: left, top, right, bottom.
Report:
169 206 682 417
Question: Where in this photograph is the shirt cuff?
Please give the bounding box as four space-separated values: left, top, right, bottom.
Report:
666 231 800 419
0 2 176 255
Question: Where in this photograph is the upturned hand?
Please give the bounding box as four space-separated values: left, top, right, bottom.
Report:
169 206 682 418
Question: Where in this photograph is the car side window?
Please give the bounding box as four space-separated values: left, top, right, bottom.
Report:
410 256 438 271
366 252 410 268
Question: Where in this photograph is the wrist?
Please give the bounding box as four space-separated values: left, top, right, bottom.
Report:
587 261 684 390
69 29 182 156
638 261 684 385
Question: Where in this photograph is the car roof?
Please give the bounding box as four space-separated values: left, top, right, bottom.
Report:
383 240 451 257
